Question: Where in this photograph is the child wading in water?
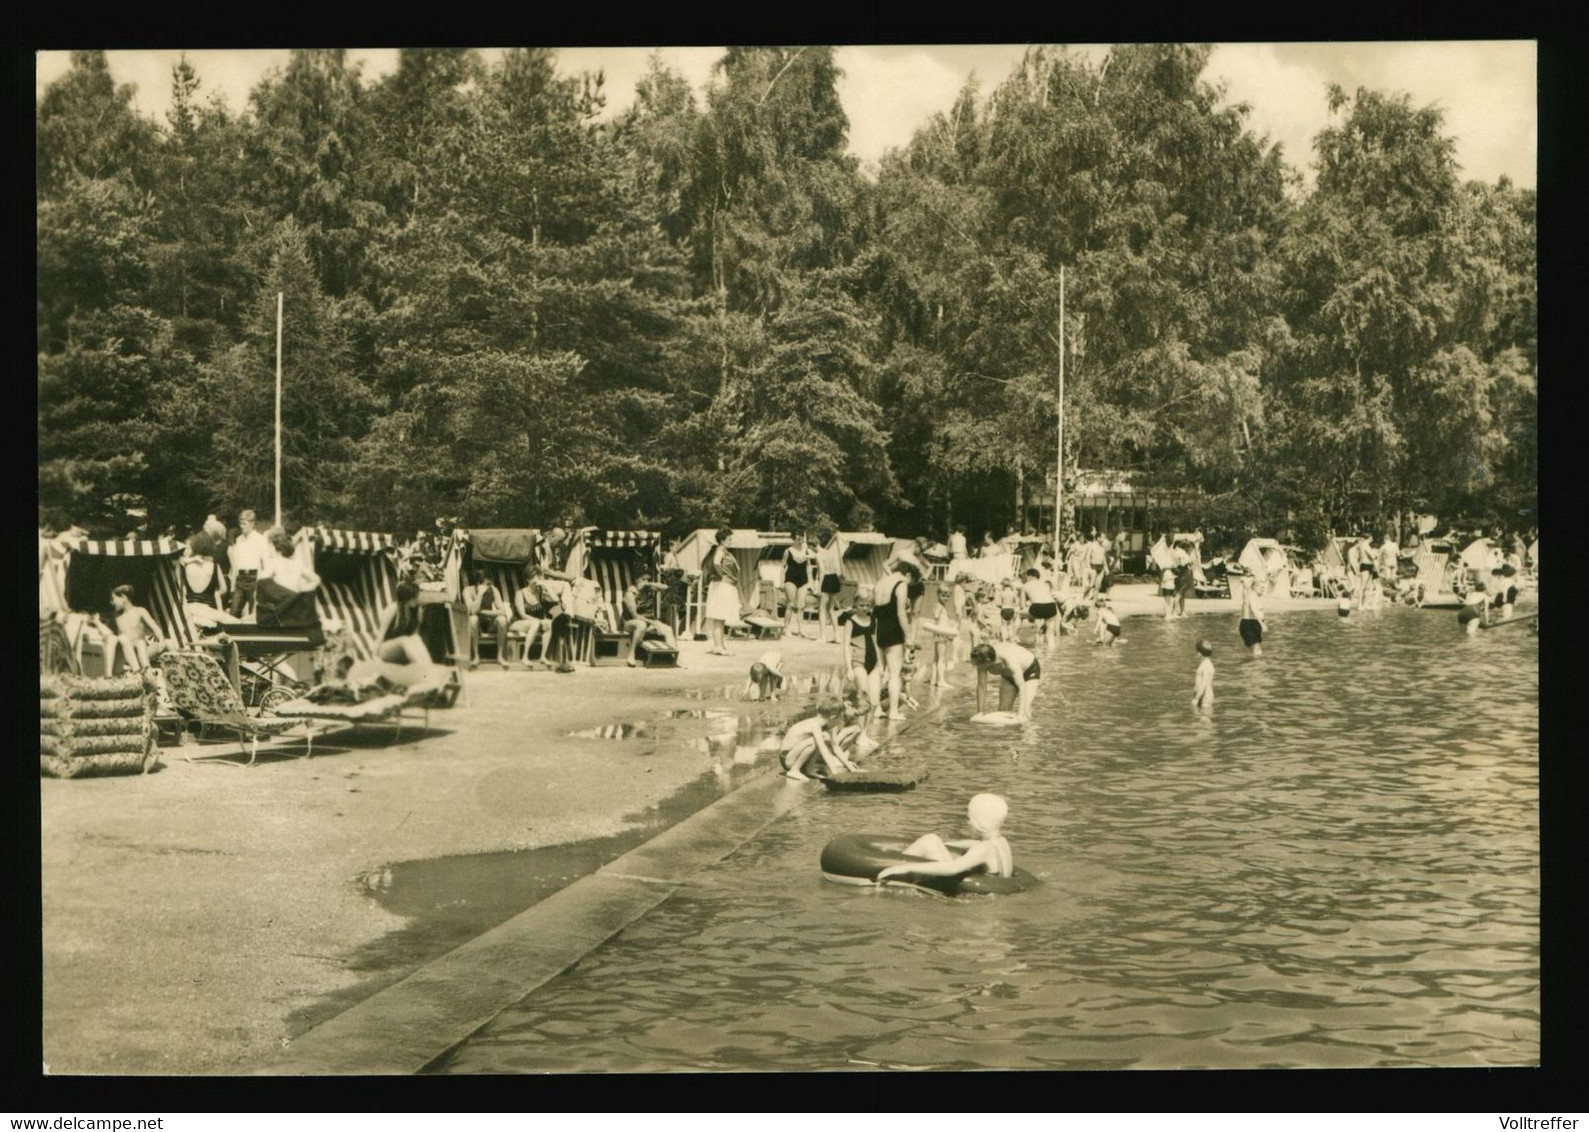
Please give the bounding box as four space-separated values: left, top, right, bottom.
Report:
875 793 1014 883
1458 582 1488 636
1239 575 1267 657
1192 639 1215 710
780 698 861 781
1093 597 1123 646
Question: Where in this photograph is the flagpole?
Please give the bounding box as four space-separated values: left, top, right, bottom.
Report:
274 291 283 528
1054 266 1065 566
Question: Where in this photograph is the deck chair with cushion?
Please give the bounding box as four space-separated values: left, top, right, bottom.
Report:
157 649 348 766
269 682 438 743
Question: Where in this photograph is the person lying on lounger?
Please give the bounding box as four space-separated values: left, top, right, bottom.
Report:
353 579 443 692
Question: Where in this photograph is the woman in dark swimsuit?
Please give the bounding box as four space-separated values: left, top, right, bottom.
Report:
872 559 920 721
181 531 236 628
782 533 815 640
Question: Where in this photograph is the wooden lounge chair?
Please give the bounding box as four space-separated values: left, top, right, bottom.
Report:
157 649 348 767
741 583 784 639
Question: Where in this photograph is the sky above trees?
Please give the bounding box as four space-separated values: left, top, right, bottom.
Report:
36 42 1537 188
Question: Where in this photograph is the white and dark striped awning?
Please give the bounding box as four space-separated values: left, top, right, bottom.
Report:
65 536 182 557
583 530 660 549
314 528 395 553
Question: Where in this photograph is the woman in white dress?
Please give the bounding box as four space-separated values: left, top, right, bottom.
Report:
702 526 741 656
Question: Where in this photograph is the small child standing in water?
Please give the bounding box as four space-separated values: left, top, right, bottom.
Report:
1093 597 1123 646
1191 639 1215 710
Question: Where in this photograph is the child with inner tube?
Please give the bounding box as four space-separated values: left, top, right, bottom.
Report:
969 641 1041 721
875 793 1014 884
780 698 861 781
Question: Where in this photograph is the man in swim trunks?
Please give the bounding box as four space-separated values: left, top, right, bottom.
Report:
1238 574 1267 657
1021 568 1060 648
969 641 1041 721
1352 534 1377 610
814 528 844 642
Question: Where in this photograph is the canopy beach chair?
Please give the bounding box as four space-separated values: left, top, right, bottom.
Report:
1234 538 1293 596
310 527 399 661
674 528 791 638
447 527 544 664
566 528 668 664
835 531 895 590
62 535 199 676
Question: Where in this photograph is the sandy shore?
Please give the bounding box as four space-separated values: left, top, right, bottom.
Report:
40 582 1329 1075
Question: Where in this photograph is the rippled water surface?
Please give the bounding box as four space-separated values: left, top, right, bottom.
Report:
438 608 1539 1072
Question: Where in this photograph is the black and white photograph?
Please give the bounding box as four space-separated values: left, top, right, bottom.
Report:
35 43 1539 1080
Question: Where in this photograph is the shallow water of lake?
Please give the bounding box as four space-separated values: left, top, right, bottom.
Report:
437 607 1539 1072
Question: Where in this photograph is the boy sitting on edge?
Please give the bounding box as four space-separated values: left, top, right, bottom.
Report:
111 584 167 672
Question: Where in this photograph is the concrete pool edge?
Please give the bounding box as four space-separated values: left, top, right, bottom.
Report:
258 767 797 1075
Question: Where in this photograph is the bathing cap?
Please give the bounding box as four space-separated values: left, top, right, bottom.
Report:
1337 597 1351 616
967 792 1008 832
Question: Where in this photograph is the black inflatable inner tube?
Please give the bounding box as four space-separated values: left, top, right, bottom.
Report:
819 833 1037 896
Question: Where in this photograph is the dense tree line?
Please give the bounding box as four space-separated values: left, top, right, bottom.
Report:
37 46 1536 546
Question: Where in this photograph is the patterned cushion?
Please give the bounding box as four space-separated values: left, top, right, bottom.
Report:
158 651 292 733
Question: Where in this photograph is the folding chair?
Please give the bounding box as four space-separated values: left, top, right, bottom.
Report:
157 650 347 766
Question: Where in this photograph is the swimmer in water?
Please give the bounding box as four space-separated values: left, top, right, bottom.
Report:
1192 639 1215 710
875 793 1014 883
